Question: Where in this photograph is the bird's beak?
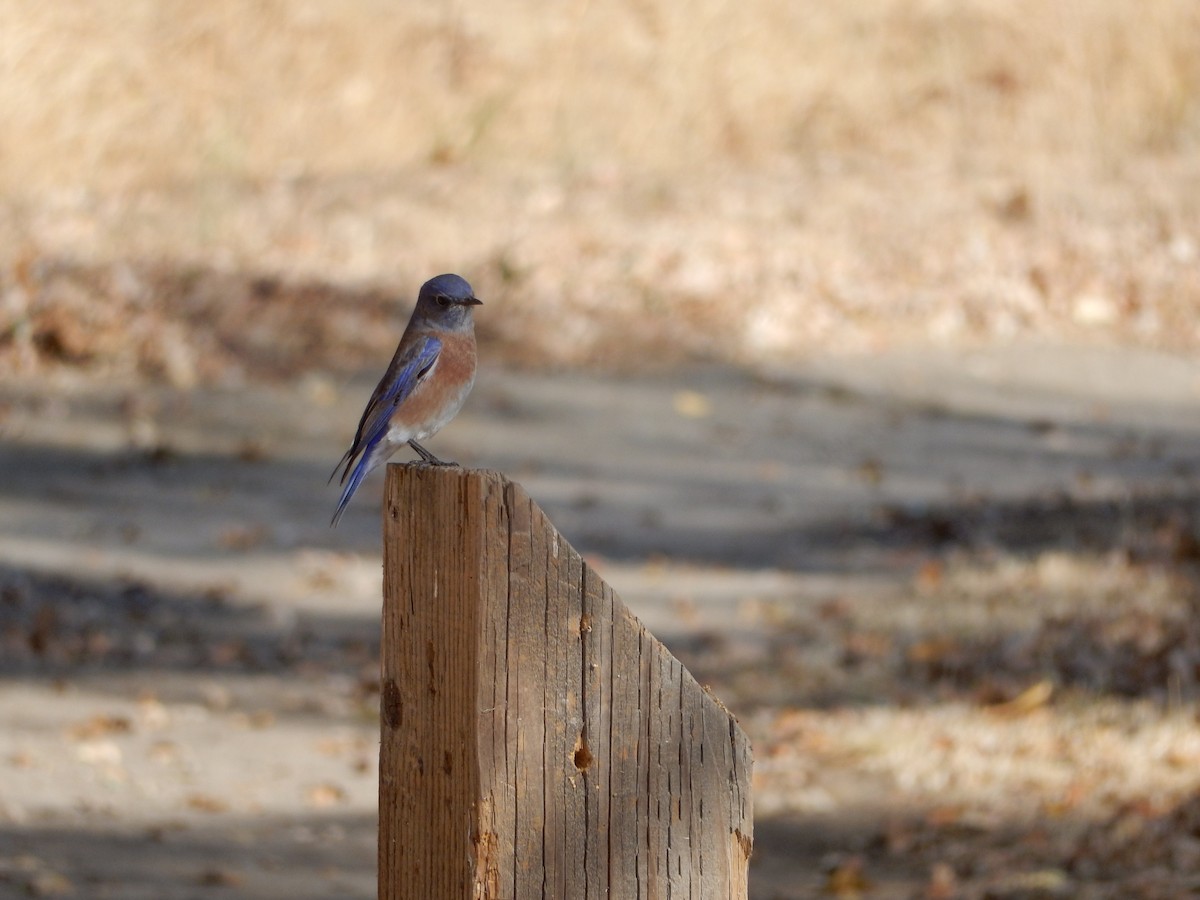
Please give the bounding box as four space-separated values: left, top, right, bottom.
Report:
465 296 483 306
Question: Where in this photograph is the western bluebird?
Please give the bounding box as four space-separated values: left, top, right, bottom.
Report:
330 273 482 526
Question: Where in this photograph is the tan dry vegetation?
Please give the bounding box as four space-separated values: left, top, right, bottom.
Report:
3 0 1199 186
2 1 1200 376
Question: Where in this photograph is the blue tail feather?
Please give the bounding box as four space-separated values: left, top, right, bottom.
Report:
330 443 376 527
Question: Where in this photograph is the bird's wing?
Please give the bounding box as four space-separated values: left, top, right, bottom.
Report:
330 334 442 487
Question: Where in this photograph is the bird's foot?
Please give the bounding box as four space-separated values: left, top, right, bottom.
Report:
408 439 459 466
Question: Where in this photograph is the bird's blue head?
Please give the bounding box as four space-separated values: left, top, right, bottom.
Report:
412 274 481 330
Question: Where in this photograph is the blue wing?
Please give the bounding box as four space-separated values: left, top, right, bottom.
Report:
330 335 441 526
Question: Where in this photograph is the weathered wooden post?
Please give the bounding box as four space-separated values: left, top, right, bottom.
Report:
379 465 753 899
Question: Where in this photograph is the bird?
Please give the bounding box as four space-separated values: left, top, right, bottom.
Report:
329 273 482 526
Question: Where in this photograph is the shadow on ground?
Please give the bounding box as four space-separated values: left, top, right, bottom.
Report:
0 565 379 702
3 334 1200 898
5 785 1200 899
0 814 375 900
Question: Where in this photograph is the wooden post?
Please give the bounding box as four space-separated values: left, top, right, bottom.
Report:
379 465 753 900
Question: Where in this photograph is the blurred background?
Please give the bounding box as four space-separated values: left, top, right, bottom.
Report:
2 1 1200 897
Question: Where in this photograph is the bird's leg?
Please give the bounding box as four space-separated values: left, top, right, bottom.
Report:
409 439 457 466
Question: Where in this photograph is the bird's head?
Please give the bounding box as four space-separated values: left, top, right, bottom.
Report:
413 273 482 329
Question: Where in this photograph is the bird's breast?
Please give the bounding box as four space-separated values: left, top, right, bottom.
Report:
386 330 477 443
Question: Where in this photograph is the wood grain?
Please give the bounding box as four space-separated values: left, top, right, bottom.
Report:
380 465 752 899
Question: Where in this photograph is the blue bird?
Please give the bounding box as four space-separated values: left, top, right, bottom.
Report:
330 274 481 526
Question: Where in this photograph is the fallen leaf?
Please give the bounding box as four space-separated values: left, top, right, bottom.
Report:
856 457 884 486
217 524 270 551
915 559 944 590
984 868 1072 898
75 739 122 766
197 867 243 887
926 861 958 900
925 805 963 828
26 871 75 897
906 637 960 665
988 680 1053 717
9 750 34 768
149 740 181 764
185 793 229 813
672 390 712 418
825 855 869 897
307 783 346 808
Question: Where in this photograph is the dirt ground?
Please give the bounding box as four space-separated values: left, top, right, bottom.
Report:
3 341 1200 899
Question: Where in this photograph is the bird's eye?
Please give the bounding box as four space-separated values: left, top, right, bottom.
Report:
435 294 450 308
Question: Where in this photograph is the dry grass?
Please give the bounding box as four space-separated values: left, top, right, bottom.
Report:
2 1 1200 378
2 0 1199 189
4 162 1199 382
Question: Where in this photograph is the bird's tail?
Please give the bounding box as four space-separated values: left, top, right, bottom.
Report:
329 434 390 527
328 448 353 485
330 457 369 527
